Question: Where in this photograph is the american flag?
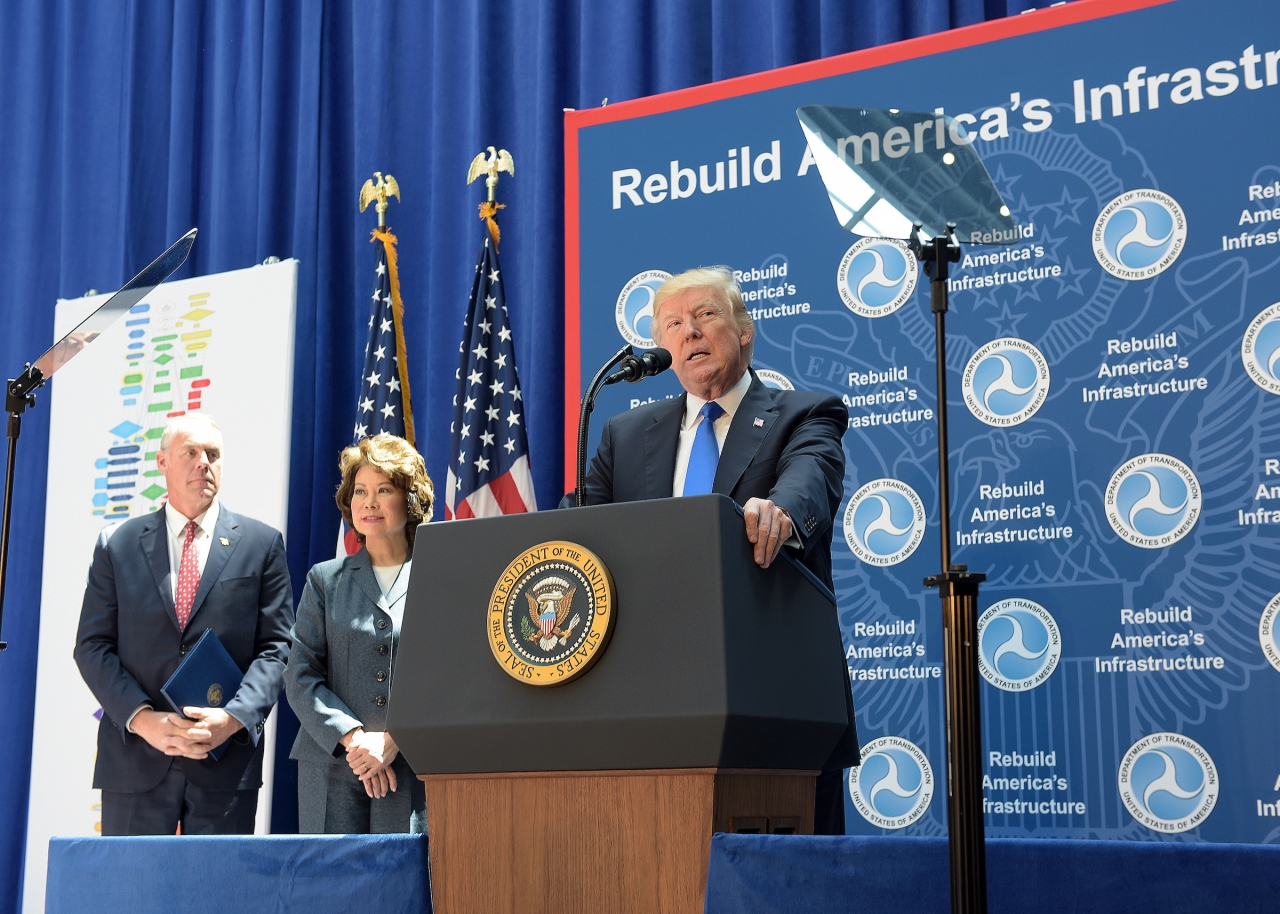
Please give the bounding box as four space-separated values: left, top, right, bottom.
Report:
338 229 416 555
444 234 536 518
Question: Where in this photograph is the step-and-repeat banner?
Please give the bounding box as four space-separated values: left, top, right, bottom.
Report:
566 0 1280 842
22 261 298 913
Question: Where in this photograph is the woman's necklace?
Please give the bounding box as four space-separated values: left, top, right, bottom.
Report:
376 560 406 598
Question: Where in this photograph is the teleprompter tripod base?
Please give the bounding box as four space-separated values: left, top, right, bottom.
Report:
421 768 816 914
925 570 988 914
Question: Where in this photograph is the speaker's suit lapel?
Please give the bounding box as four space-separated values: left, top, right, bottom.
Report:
347 547 385 611
643 394 685 499
140 512 179 631
714 377 778 496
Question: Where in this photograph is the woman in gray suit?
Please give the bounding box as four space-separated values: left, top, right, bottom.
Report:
285 433 432 833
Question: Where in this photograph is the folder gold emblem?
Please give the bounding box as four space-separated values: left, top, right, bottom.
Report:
487 540 615 686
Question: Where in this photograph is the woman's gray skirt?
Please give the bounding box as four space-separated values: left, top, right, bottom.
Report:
297 753 426 834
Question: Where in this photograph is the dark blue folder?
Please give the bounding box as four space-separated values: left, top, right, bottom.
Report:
160 629 244 761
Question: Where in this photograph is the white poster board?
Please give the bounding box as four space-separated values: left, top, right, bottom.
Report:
21 260 298 913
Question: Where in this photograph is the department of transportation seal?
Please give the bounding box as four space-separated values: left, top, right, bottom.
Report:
1091 189 1187 281
1103 453 1201 549
961 337 1051 427
1117 732 1218 834
487 540 616 686
837 238 918 318
755 368 795 390
1241 301 1280 395
849 735 935 829
977 598 1061 692
615 270 670 349
1259 591 1280 674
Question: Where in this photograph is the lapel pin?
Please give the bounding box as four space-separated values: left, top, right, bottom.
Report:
219 537 230 546
753 417 764 427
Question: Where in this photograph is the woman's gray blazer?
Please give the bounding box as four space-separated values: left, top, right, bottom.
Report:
285 549 410 764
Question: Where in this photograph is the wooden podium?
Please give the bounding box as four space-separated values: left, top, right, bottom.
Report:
389 496 856 914
423 768 815 914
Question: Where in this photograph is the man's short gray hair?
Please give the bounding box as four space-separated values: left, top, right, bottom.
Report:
159 414 221 451
650 266 755 361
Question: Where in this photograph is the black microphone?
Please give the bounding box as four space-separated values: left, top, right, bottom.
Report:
605 347 672 384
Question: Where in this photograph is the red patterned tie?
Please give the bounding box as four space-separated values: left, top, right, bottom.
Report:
175 520 200 630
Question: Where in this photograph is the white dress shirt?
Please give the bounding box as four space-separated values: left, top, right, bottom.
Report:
672 370 752 497
164 499 220 600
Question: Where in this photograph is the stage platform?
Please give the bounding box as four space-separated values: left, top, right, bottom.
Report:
44 834 431 914
44 832 1280 913
705 834 1280 913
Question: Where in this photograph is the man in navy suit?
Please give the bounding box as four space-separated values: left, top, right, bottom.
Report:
75 414 292 835
576 265 858 833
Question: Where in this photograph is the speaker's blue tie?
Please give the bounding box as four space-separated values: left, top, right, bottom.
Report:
682 401 725 496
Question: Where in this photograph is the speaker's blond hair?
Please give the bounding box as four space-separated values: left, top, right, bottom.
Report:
651 266 754 360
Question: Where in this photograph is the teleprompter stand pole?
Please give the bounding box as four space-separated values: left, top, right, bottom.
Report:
911 224 988 914
0 364 42 651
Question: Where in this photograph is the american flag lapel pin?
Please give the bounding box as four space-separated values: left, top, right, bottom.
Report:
219 537 230 546
753 417 764 427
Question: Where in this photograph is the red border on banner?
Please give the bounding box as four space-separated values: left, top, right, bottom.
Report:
562 0 1174 491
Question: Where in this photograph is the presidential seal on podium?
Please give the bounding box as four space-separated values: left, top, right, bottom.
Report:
487 540 616 686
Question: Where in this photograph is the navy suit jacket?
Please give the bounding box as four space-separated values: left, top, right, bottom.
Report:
74 505 293 792
573 373 859 768
577 373 847 589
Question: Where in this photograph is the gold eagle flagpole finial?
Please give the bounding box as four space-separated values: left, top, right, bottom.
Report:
467 146 514 248
359 171 401 228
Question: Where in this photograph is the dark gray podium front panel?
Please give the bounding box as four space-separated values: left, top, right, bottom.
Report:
387 495 848 773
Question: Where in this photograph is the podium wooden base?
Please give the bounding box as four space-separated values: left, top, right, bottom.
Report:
422 768 817 914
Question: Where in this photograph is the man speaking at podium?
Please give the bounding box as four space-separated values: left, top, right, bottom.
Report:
74 415 293 835
575 266 857 833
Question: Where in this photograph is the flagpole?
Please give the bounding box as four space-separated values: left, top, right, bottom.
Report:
341 172 412 555
447 148 535 520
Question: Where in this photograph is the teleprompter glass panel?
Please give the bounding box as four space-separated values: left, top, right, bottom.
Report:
32 229 196 380
796 106 1019 245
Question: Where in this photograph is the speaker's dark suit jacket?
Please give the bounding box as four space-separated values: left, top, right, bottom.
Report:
578 373 847 589
74 505 293 793
574 372 859 772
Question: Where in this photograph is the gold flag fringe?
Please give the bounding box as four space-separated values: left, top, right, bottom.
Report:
478 201 505 250
371 228 416 448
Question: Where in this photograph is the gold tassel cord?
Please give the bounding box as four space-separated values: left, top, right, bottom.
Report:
372 228 416 448
478 200 505 250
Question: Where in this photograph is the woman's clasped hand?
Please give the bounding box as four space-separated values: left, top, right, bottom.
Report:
340 726 401 798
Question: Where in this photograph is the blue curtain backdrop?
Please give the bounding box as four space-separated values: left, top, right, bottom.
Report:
0 0 1044 909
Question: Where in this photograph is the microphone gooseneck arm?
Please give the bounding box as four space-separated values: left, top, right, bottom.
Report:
575 344 633 507
576 347 674 507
